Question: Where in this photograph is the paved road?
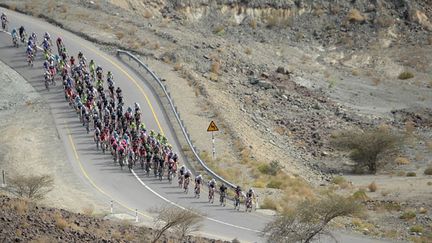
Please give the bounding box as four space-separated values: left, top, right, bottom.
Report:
0 8 392 243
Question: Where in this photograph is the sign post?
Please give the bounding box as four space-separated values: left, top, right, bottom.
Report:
207 121 219 159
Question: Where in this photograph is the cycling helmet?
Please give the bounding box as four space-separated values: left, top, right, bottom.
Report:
236 185 241 190
181 165 185 169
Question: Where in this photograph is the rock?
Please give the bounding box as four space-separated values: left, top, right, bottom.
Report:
261 72 270 78
249 78 259 85
276 66 287 74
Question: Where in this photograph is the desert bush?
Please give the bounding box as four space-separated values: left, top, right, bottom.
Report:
406 172 417 177
347 9 365 23
424 167 432 175
82 205 94 216
143 9 153 19
377 15 395 28
249 18 257 29
12 199 29 215
115 31 125 40
213 25 225 35
210 60 220 75
419 207 428 214
267 179 283 189
5 174 54 201
398 71 414 80
397 171 406 176
331 128 402 174
258 161 283 176
410 225 424 233
260 197 278 211
245 48 252 55
368 182 378 192
400 211 416 220
395 157 410 165
262 193 361 243
151 206 204 242
54 212 69 230
428 181 432 186
173 62 183 71
352 189 369 201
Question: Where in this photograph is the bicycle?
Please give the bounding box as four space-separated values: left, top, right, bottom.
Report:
245 197 253 212
234 195 241 211
12 35 18 48
220 191 226 207
184 178 189 193
194 185 201 199
158 166 163 181
167 168 173 183
178 174 184 188
208 187 215 203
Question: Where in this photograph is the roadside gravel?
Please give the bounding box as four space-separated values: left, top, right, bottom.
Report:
0 60 104 213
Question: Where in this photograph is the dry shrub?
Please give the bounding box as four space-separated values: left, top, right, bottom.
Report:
372 77 381 86
9 3 17 11
313 6 325 17
347 9 365 23
377 15 395 28
250 18 257 29
253 178 266 188
405 120 415 134
143 9 153 19
213 25 225 35
428 36 432 45
58 4 68 14
426 141 432 151
159 18 170 28
330 5 341 15
352 69 359 76
397 171 406 176
82 205 94 216
352 189 369 201
424 167 432 175
398 71 414 80
368 182 378 192
111 230 122 240
428 181 432 186
209 72 218 81
331 176 350 189
210 61 220 74
395 157 410 165
115 31 125 40
410 225 424 233
54 212 69 230
153 42 160 50
400 211 416 220
419 207 428 214
406 172 417 177
381 190 390 197
245 48 252 55
260 197 278 211
173 62 183 71
12 199 29 215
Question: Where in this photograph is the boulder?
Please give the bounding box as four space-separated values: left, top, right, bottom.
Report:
410 10 432 31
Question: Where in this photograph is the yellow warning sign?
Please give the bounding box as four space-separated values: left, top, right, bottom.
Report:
207 121 219 132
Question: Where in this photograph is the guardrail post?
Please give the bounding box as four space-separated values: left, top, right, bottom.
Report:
1 170 5 188
110 200 113 214
135 209 139 222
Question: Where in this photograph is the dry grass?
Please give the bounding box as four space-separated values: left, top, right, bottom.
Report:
213 25 225 35
82 205 94 216
245 48 252 55
368 182 378 192
115 31 125 40
153 42 161 50
11 199 29 215
406 172 417 177
352 189 369 201
331 176 351 189
210 61 220 75
54 212 69 230
377 15 395 28
250 18 257 29
260 197 278 211
424 167 432 175
372 77 381 86
346 9 365 23
398 71 414 80
395 157 410 165
111 230 122 240
173 62 183 71
143 9 153 19
352 69 359 76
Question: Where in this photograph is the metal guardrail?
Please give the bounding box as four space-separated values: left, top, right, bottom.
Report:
116 50 237 189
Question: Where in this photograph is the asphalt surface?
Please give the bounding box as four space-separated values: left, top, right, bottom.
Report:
0 8 392 243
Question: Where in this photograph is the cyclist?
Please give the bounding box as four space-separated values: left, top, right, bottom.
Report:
11 28 17 46
245 188 256 212
18 26 26 42
184 169 191 193
1 13 7 31
178 165 186 187
194 174 203 198
219 183 227 206
208 178 216 203
234 185 242 210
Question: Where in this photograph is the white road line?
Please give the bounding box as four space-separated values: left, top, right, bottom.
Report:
131 169 261 233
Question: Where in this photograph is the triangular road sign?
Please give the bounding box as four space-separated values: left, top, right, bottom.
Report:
207 121 219 132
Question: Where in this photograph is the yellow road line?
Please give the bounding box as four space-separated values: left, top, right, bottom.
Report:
28 15 165 136
66 126 152 219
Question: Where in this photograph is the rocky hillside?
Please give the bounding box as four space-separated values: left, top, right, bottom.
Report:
0 195 224 243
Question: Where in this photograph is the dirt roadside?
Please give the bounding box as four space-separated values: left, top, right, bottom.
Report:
0 60 105 213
